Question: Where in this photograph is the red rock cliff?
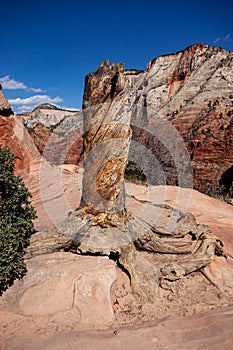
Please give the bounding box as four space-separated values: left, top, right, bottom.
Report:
0 89 39 176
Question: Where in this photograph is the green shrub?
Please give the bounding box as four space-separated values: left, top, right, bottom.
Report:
0 147 36 295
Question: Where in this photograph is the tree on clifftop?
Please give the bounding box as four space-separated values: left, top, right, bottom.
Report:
0 147 36 295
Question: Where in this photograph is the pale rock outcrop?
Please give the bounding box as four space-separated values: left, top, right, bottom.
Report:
23 103 78 129
23 103 83 165
0 252 117 327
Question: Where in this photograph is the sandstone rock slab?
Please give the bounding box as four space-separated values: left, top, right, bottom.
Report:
2 306 233 350
0 252 117 327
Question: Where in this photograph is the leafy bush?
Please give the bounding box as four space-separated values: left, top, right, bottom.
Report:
0 147 36 295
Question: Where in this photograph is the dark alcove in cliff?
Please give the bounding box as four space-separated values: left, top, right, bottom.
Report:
219 165 233 196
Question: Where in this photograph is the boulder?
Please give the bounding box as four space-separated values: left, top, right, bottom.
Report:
0 252 117 327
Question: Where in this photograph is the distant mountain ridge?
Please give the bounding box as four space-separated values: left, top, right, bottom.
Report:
23 103 79 129
22 103 83 165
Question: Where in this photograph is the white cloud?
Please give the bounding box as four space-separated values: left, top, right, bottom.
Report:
213 33 232 44
65 108 80 112
48 85 64 92
0 76 27 90
0 75 43 92
59 105 80 112
31 87 44 93
9 95 63 114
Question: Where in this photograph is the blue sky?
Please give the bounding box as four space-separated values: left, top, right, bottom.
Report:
1 0 233 114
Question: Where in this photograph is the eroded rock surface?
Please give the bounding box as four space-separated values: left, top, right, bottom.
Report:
0 116 40 175
7 307 233 350
126 44 233 195
0 87 40 175
0 252 116 327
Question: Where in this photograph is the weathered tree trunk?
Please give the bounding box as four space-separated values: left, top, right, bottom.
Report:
67 61 137 254
80 60 131 226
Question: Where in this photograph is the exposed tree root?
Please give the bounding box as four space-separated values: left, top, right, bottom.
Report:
41 206 225 303
119 243 159 303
